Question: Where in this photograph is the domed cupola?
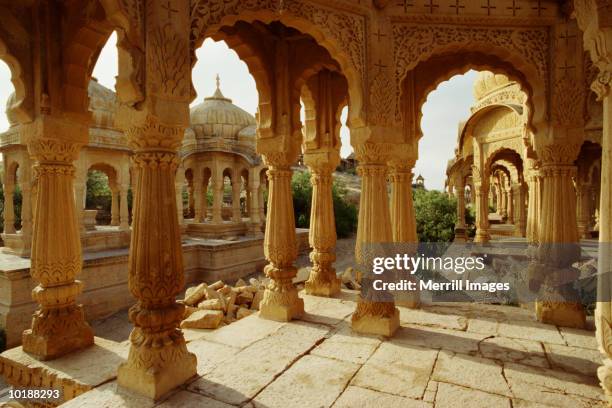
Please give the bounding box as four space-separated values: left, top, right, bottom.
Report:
189 75 256 141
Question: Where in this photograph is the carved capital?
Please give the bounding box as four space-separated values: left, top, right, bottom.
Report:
124 115 185 151
354 142 395 164
592 70 612 100
27 139 81 164
537 142 581 165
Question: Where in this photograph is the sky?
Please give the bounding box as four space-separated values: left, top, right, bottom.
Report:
0 33 477 191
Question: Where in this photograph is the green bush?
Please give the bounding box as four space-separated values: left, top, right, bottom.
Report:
0 183 23 233
86 170 112 212
0 328 5 352
413 188 457 243
291 171 357 238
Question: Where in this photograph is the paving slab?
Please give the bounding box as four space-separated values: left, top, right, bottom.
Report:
394 324 487 355
432 350 512 397
497 320 566 345
59 381 155 408
186 339 240 376
332 386 431 408
188 321 330 405
350 341 438 399
479 335 549 368
252 355 359 408
399 306 468 331
543 342 601 377
157 390 234 408
504 361 605 407
311 321 382 365
558 327 598 350
434 382 511 408
183 313 285 348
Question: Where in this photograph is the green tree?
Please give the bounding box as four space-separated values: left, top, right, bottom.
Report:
86 170 112 212
413 188 457 242
291 171 357 238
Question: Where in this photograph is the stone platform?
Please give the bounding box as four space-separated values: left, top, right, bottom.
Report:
0 229 310 349
1 289 603 407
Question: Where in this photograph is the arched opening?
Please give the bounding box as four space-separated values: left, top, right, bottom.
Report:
85 163 119 228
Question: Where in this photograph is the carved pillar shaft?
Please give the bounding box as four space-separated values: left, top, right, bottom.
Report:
258 184 265 221
110 188 120 226
3 184 15 234
212 181 223 223
474 184 490 243
120 185 129 229
20 183 32 237
202 184 208 221
305 161 340 297
534 162 585 328
117 139 196 399
351 147 399 337
232 181 241 222
507 189 514 224
577 184 592 239
259 159 303 321
22 138 93 360
193 182 203 222
526 171 542 244
456 181 466 229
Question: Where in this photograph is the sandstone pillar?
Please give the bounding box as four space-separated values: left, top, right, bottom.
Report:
22 135 94 360
389 161 420 308
193 177 203 223
506 187 514 224
258 183 266 221
211 175 223 223
259 156 304 321
577 183 592 239
187 182 194 217
19 181 32 237
526 167 542 243
304 153 341 297
232 178 241 223
474 183 490 243
513 182 527 237
351 144 399 336
248 183 262 236
3 183 15 234
120 184 129 230
110 186 120 226
117 119 196 398
534 152 585 328
454 177 467 242
202 183 208 222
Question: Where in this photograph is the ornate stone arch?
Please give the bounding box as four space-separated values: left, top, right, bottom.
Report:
394 23 549 137
190 4 366 129
0 8 33 124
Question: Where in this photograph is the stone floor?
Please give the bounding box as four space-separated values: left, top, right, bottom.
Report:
58 289 604 408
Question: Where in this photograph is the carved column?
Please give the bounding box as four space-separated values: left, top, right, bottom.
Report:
117 119 196 398
577 183 592 239
258 183 266 222
22 133 94 359
351 144 399 336
211 173 223 223
526 167 542 244
304 153 341 297
389 160 420 308
454 177 467 242
120 184 129 230
193 176 203 223
110 186 120 226
202 182 208 222
259 154 304 320
19 181 32 238
513 182 527 237
506 187 514 224
3 183 15 234
248 182 262 236
474 182 490 243
232 177 241 223
533 145 585 329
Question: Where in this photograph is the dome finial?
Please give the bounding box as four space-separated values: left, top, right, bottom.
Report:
216 73 221 91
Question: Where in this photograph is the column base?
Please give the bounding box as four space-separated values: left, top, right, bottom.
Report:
305 274 341 297
259 288 305 321
117 329 197 400
474 230 490 243
22 306 94 361
454 227 467 242
598 359 612 405
351 304 400 337
535 301 586 329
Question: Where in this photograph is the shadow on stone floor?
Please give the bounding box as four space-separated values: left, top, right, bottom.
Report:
392 325 600 386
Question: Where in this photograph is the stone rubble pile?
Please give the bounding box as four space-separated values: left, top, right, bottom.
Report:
180 277 268 330
341 267 361 290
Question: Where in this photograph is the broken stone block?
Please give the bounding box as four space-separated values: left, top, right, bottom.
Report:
237 307 255 320
183 305 199 319
235 278 247 287
249 278 261 288
226 291 237 317
209 280 224 290
180 310 224 329
184 283 207 306
198 298 224 311
236 291 254 305
218 285 232 295
206 286 227 310
251 290 264 310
